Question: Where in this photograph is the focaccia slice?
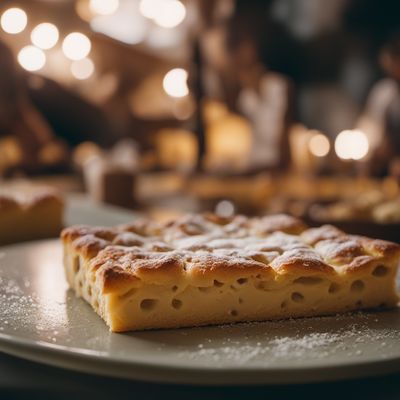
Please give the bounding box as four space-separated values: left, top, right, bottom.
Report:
61 214 400 332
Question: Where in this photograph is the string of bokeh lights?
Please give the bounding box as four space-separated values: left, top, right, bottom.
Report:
0 0 187 82
0 1 369 161
307 129 369 161
0 6 93 79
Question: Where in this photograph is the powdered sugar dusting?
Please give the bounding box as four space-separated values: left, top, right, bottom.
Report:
0 277 36 322
269 332 342 358
0 276 40 332
174 312 400 366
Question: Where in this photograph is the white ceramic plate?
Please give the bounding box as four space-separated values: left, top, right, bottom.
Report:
0 197 399 384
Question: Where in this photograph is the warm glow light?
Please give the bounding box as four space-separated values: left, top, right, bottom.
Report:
1 8 27 34
334 130 369 160
18 46 46 71
90 0 147 45
62 32 91 60
46 49 71 82
147 25 181 48
140 0 186 28
70 57 94 80
139 0 161 19
215 200 235 217
308 132 330 157
163 68 188 98
89 0 119 16
31 23 59 50
153 0 186 28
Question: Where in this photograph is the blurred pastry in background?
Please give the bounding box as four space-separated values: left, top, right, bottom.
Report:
372 200 400 224
309 190 385 222
0 181 64 245
308 188 400 226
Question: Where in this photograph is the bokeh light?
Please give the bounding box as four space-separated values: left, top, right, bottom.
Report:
308 132 330 157
62 32 91 60
215 200 235 218
139 0 161 19
90 0 147 45
31 23 59 50
89 0 119 16
334 130 369 160
153 0 186 28
1 8 27 34
18 46 46 71
163 68 189 98
70 58 95 80
140 0 186 28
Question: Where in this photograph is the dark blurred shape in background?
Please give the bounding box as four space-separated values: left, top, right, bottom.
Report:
2 0 400 234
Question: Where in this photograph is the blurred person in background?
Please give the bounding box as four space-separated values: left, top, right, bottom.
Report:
357 32 400 176
200 0 295 171
0 40 56 172
0 40 112 176
225 0 295 171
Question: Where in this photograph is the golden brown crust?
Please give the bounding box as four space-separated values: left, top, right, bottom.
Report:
187 254 274 282
101 266 141 293
301 225 344 246
61 214 400 294
252 214 307 235
0 197 19 210
0 185 63 210
28 192 63 207
117 219 161 236
270 248 335 275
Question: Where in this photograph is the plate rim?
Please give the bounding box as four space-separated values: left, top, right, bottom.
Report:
1 329 400 385
1 239 400 385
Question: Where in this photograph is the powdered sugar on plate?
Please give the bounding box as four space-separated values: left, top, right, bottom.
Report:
174 312 400 366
